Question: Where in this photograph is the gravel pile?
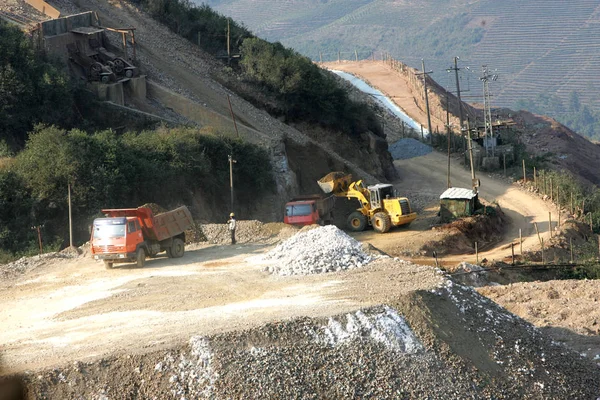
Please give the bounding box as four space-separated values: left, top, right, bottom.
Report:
0 251 79 281
24 283 600 398
200 220 297 245
388 138 432 160
260 225 373 276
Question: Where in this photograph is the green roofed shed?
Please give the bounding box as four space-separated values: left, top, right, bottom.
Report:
439 187 478 222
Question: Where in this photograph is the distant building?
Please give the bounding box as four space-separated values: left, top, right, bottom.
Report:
439 187 478 222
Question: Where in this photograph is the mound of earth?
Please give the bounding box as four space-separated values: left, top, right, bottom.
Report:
421 205 508 258
12 278 599 399
200 220 298 245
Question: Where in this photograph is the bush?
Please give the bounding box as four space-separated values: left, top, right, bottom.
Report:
0 21 77 150
9 125 274 255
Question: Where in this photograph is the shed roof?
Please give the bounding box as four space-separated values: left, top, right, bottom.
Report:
440 187 477 200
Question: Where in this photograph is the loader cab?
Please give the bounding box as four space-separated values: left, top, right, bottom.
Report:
367 184 395 210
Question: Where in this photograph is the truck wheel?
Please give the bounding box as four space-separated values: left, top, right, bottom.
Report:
136 248 146 268
171 238 185 258
372 212 392 233
347 211 367 232
104 261 113 269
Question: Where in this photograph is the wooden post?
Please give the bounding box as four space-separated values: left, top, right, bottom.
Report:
511 243 515 265
475 242 478 263
558 212 561 228
557 185 560 207
590 213 593 231
355 49 358 61
338 51 340 63
570 191 573 215
570 237 574 263
522 159 526 183
550 179 553 202
519 228 523 255
541 238 545 264
533 166 537 189
534 222 542 246
433 251 438 268
549 212 552 238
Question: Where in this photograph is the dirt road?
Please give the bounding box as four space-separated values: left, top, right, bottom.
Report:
325 60 559 265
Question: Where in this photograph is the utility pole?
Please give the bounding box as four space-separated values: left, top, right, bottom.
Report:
415 59 433 139
446 56 464 134
31 225 43 257
467 119 477 194
480 65 498 157
227 19 231 65
446 90 451 188
68 182 73 248
228 154 236 212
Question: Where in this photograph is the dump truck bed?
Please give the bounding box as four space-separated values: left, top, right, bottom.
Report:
101 206 193 242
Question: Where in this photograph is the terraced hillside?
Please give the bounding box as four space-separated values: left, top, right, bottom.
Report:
203 0 600 128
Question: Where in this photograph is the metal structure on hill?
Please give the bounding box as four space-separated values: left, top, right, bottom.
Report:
480 65 498 157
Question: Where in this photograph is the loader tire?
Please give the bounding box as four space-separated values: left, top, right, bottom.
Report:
347 211 367 232
372 212 391 233
136 248 146 268
104 261 113 269
171 238 185 258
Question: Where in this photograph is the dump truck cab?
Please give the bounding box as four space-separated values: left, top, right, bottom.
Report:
284 195 335 226
91 215 145 264
91 206 193 269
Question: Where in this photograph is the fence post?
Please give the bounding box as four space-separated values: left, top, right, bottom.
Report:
534 222 542 246
570 237 574 263
570 191 573 215
475 242 479 263
511 243 515 265
522 159 526 183
519 228 523 255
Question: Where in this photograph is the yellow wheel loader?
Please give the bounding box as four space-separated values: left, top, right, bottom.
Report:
318 172 417 233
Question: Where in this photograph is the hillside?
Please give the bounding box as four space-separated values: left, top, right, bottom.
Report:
3 1 600 398
204 0 600 136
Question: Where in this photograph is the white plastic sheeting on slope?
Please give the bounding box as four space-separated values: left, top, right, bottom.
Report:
330 70 430 137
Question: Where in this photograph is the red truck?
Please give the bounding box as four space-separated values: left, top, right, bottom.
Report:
284 195 335 226
91 206 194 269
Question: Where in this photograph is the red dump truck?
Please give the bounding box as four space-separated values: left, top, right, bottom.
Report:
284 195 335 226
91 206 194 269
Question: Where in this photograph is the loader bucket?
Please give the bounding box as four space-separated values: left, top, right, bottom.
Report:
318 172 353 194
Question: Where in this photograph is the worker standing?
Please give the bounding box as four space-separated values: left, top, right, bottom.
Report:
228 212 236 245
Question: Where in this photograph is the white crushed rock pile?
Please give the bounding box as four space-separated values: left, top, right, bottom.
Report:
261 225 373 276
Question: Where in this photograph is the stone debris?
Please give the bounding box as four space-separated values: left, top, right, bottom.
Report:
261 225 373 275
388 137 433 160
200 220 297 245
